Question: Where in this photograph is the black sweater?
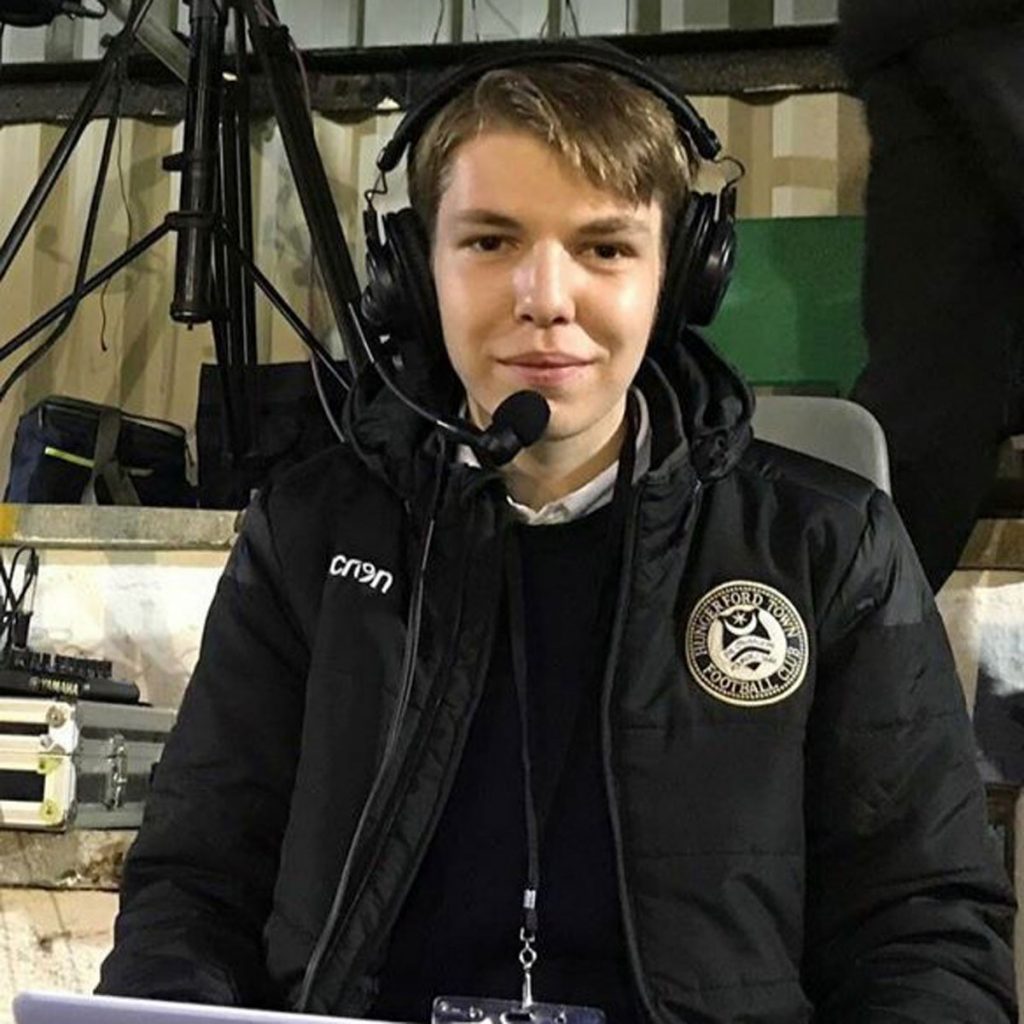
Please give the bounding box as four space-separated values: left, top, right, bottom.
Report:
371 504 641 1022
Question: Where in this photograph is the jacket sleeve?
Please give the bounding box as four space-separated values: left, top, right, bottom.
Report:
804 490 1017 1023
96 489 310 1007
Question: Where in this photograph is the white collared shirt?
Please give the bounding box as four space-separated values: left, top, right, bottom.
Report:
457 389 652 526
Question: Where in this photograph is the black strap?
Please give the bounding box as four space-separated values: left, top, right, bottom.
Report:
89 406 140 506
505 535 540 934
505 392 641 943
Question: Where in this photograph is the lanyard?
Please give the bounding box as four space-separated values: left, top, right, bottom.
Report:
503 396 639 1009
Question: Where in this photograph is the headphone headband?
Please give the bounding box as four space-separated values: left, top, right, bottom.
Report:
377 39 722 175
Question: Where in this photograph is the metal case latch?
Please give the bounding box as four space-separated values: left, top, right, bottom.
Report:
104 734 128 809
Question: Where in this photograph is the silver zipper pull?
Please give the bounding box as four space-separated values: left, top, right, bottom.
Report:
519 926 537 1008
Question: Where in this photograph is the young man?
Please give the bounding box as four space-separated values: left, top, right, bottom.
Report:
98 45 1017 1023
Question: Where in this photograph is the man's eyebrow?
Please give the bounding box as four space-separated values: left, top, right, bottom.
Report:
575 216 653 236
450 210 654 236
451 210 522 229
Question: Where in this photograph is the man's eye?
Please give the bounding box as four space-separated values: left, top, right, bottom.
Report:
469 235 507 253
590 242 632 260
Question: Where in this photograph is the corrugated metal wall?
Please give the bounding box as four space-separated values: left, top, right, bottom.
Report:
0 1 838 62
0 0 860 489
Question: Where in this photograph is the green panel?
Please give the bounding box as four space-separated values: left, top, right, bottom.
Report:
706 217 867 395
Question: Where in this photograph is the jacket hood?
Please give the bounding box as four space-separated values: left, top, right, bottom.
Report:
645 328 754 482
342 327 754 501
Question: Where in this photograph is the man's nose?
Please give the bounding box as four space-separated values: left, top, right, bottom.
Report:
513 243 576 327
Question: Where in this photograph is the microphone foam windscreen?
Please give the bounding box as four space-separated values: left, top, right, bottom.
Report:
492 391 550 446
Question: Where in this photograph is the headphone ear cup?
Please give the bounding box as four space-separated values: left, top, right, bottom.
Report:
386 209 444 358
652 190 737 343
360 208 444 374
651 195 709 346
361 226 400 335
687 196 737 327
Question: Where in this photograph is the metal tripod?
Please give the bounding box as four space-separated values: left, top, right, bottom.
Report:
0 0 360 495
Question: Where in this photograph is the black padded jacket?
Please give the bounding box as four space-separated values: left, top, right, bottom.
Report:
98 332 1017 1022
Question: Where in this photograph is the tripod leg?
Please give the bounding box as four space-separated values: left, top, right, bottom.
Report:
218 227 350 393
0 224 172 366
219 8 260 460
0 0 157 284
214 68 246 465
239 0 366 373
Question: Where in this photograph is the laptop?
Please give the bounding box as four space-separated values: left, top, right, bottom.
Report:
12 991 410 1024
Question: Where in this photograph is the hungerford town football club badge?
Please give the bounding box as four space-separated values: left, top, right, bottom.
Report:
685 580 809 707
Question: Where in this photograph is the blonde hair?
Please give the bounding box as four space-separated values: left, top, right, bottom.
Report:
407 62 696 251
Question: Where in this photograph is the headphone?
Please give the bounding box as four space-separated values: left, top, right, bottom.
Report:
360 39 739 381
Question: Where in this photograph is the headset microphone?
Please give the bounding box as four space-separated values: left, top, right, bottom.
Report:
476 390 550 465
348 306 549 467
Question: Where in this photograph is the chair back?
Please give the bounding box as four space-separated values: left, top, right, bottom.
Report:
752 395 892 494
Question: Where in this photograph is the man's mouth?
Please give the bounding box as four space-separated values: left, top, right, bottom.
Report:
501 354 590 368
497 354 593 388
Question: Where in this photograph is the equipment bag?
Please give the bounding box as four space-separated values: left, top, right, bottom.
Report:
4 396 195 507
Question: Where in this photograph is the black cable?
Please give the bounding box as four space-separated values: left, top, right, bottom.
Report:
99 48 134 353
0 546 39 654
431 0 446 44
11 547 39 615
565 0 581 36
0 555 16 644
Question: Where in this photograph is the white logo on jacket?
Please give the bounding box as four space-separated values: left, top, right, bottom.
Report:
329 554 394 594
685 580 808 707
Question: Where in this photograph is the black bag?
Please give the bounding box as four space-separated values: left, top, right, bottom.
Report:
4 396 196 507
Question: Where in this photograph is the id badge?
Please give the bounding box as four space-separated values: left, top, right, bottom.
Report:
432 996 606 1024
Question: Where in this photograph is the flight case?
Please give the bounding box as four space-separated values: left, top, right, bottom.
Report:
0 697 175 830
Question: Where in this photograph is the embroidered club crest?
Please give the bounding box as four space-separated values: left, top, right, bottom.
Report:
685 580 808 707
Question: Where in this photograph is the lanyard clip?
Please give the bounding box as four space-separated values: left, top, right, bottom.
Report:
519 925 538 1008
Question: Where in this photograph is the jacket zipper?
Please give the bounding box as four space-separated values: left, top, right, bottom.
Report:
601 478 704 1024
598 480 664 1024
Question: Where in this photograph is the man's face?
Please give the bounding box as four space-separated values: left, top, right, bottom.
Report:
431 130 664 454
